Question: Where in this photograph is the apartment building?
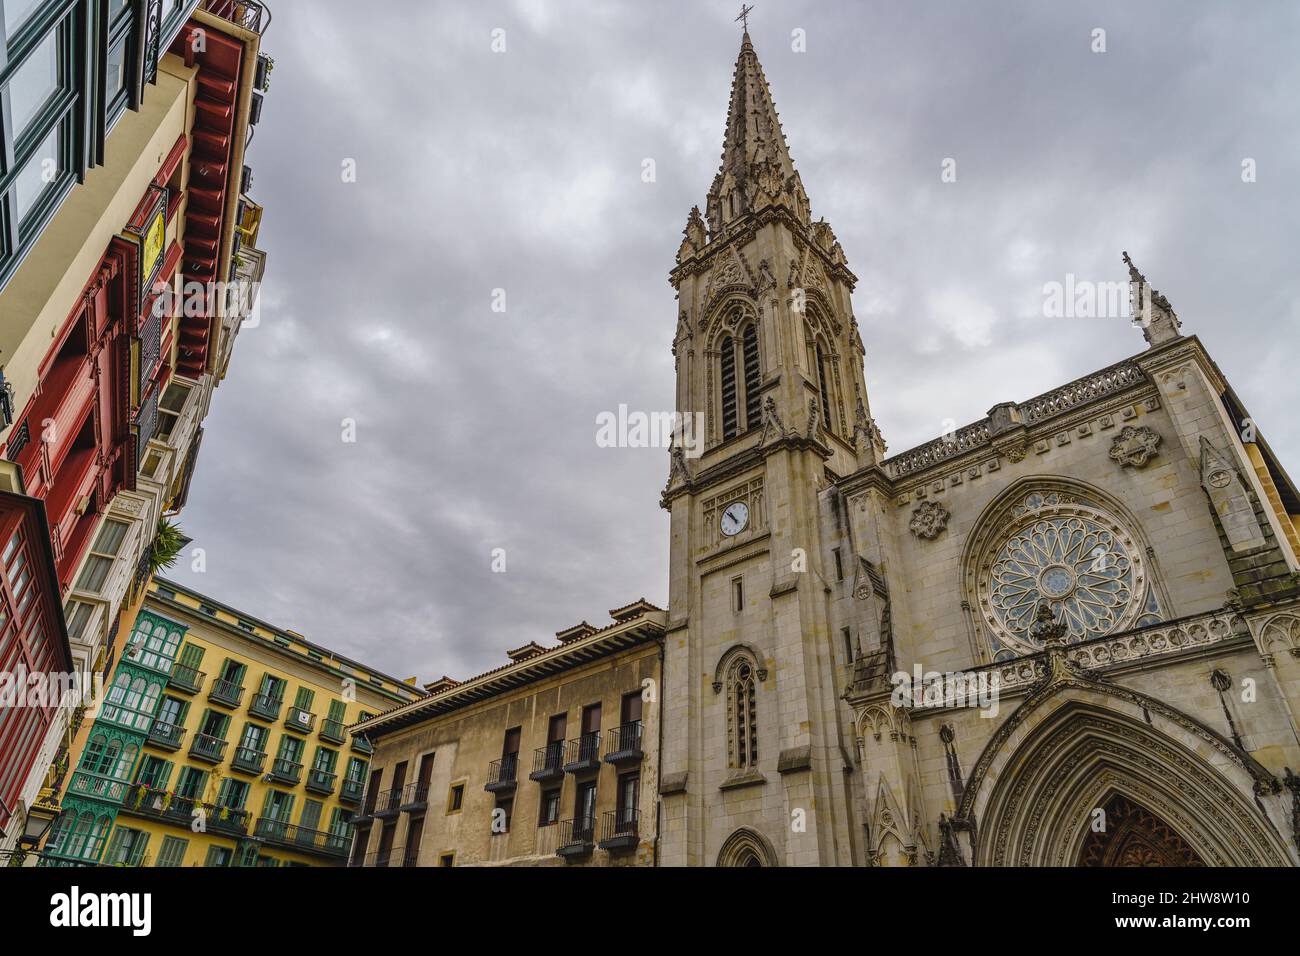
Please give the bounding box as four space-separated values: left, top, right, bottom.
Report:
0 0 271 858
350 601 664 867
39 578 423 866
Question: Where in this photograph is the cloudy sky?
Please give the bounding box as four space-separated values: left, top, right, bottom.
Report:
167 0 1300 684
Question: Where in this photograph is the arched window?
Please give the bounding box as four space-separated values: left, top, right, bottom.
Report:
720 335 738 440
123 677 146 714
113 743 138 781
726 655 759 769
742 323 761 428
87 816 112 861
815 341 833 431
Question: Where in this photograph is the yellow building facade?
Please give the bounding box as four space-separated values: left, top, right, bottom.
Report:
42 578 423 867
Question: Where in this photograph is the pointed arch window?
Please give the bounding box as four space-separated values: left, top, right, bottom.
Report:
742 323 761 428
725 654 759 770
720 335 739 440
815 341 833 431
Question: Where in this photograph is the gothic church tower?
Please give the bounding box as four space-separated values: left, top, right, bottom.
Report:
658 30 879 866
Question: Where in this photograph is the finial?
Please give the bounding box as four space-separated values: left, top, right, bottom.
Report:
736 3 754 34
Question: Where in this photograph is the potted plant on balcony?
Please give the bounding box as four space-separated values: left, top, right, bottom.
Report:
148 518 187 573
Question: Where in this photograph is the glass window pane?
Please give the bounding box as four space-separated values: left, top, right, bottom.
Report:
3 0 45 41
7 30 57 137
106 37 127 98
13 126 59 223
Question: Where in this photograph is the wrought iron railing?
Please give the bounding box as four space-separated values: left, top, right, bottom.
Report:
319 718 346 744
340 777 365 803
558 817 596 851
284 707 316 733
189 733 227 762
147 720 185 750
249 693 282 721
399 782 429 808
231 746 266 774
599 808 640 845
268 757 302 785
201 0 272 35
167 662 204 694
254 819 349 858
606 722 643 759
209 678 245 707
531 741 564 779
485 754 518 790
305 768 337 795
563 732 601 770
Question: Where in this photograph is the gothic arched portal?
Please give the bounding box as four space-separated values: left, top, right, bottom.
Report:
717 827 779 867
1077 794 1205 867
956 673 1293 867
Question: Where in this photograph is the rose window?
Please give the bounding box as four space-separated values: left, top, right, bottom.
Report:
979 493 1162 659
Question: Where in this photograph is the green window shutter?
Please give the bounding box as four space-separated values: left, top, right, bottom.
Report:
159 759 174 789
327 699 346 723
300 799 323 831
233 661 247 683
129 832 151 866
179 644 204 669
177 699 190 723
103 827 128 864
157 836 188 867
216 712 231 739
293 687 315 710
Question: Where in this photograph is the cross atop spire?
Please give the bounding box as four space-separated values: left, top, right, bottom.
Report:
735 3 754 34
704 27 811 236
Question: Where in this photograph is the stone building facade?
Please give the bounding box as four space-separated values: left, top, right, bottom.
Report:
350 602 663 867
657 31 1300 867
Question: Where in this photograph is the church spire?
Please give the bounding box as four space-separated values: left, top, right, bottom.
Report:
705 29 811 236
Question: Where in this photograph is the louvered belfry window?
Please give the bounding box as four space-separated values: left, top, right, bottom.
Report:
720 335 738 440
742 324 761 428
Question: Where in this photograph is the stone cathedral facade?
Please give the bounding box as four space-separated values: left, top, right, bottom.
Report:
657 32 1300 866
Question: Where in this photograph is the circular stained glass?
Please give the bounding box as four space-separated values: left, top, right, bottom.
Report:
989 515 1135 647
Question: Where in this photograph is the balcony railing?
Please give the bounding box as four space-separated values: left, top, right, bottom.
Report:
254 818 350 859
189 733 228 763
604 722 644 765
562 733 601 774
598 809 640 852
305 768 337 796
167 663 204 695
339 777 365 804
267 757 302 786
351 734 373 755
201 0 272 35
373 787 403 818
249 693 282 721
557 817 596 858
66 771 129 804
208 678 245 708
284 707 316 734
399 782 429 811
231 746 267 775
484 754 518 793
147 720 185 751
402 849 421 868
319 718 346 744
530 742 564 782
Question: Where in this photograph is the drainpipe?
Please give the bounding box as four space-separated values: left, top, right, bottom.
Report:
653 635 665 868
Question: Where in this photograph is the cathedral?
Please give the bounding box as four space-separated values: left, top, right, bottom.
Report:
657 29 1300 867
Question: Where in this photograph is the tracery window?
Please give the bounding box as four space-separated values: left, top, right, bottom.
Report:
714 305 761 443
725 653 759 769
977 491 1163 660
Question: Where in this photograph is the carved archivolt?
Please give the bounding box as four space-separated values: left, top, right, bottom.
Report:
1259 613 1300 660
956 676 1291 866
717 826 779 867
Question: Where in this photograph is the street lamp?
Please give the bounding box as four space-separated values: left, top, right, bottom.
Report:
19 800 59 848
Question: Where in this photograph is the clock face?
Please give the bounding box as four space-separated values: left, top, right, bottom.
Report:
720 501 749 537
